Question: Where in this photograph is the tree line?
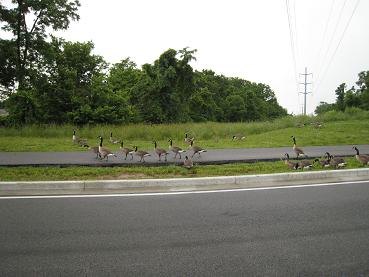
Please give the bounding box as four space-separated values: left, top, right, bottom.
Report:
0 1 288 125
315 71 369 115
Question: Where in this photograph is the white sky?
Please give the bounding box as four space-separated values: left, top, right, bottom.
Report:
5 0 369 114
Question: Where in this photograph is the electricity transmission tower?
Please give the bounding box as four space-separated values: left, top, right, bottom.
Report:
299 67 312 115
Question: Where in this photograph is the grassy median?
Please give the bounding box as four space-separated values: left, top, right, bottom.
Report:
0 157 364 181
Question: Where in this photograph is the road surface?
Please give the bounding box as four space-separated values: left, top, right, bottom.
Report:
1 181 369 276
0 144 368 166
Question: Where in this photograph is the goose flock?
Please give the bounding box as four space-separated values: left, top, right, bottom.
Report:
72 130 368 170
281 135 369 170
72 131 207 168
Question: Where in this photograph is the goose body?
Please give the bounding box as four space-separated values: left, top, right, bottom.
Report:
283 153 298 170
353 146 369 165
98 137 117 161
296 159 313 170
168 139 186 159
134 146 151 162
232 135 246 141
184 133 194 144
154 141 168 161
291 136 307 159
314 158 330 168
73 130 88 146
72 130 79 144
183 156 194 169
189 141 207 158
325 152 346 168
89 146 101 159
109 132 120 144
120 141 134 160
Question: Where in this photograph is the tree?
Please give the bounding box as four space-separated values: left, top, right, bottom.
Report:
314 101 335 115
356 71 369 110
41 39 107 123
335 83 346 112
0 0 80 90
132 48 197 123
0 39 17 95
225 94 246 121
189 87 218 121
344 86 360 108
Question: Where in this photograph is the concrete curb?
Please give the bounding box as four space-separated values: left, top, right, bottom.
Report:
1 168 369 196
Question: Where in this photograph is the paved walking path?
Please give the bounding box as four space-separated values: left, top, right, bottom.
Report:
0 144 367 167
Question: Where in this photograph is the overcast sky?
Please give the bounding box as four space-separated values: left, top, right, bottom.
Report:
33 1 369 114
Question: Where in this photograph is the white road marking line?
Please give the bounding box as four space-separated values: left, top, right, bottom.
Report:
1 180 369 200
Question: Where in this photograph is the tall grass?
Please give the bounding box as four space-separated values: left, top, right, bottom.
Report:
2 108 369 139
0 116 306 139
1 109 369 152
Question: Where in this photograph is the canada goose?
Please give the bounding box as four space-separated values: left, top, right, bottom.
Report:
311 122 323 128
183 156 194 169
72 130 79 143
291 136 307 159
109 132 120 144
232 135 246 141
325 152 346 168
296 159 313 170
98 137 117 161
72 130 88 145
154 141 168 161
313 158 330 168
89 146 101 159
184 133 194 144
168 139 186 159
134 146 151 162
353 146 369 165
78 139 89 148
120 141 134 160
282 153 298 170
189 141 207 158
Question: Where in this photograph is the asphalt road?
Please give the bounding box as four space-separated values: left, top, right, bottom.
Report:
1 144 368 166
1 181 369 276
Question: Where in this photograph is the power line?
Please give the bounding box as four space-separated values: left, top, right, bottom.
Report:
292 0 299 68
313 0 336 75
285 0 301 111
315 0 347 85
285 0 298 84
315 0 360 92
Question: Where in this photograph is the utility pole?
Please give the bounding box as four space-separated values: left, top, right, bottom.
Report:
299 67 312 115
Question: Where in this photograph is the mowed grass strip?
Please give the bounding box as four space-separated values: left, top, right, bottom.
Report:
0 157 364 181
0 118 369 152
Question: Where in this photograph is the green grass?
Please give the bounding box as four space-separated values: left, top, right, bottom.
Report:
0 157 365 181
1 111 368 182
0 117 368 152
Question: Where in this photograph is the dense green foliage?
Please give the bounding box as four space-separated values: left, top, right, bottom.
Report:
315 71 369 115
0 1 287 125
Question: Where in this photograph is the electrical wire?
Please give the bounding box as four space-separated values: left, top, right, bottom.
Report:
313 0 336 76
285 0 298 84
285 0 301 113
314 0 347 87
315 0 360 92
